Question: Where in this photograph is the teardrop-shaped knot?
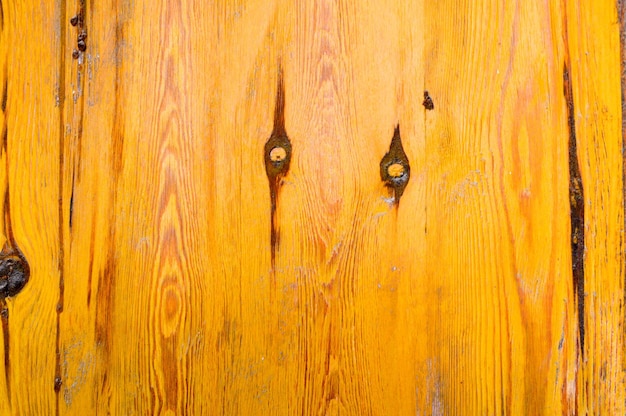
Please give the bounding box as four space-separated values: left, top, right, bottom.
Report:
264 66 292 266
380 125 410 202
264 69 292 183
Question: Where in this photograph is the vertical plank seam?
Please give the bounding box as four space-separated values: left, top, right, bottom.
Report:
617 0 626 351
562 64 585 357
0 19 9 404
561 6 586 362
55 0 68 413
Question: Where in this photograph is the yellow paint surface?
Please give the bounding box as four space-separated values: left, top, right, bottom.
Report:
0 0 623 414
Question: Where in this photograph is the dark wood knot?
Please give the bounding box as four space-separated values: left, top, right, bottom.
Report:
0 247 29 298
380 125 410 202
422 91 434 110
264 135 292 181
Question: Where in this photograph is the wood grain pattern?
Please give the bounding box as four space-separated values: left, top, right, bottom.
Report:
0 0 623 414
564 1 626 413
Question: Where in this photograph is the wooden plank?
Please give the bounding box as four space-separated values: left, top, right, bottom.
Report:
0 1 63 415
564 0 626 413
422 1 579 413
265 2 426 414
0 0 623 414
58 1 232 413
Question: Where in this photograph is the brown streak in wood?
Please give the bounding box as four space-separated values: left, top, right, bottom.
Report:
69 175 74 229
94 253 116 376
1 78 7 244
1 80 6 156
92 9 123 398
110 5 125 177
271 66 286 138
0 78 9 166
85 0 126 310
86 204 96 307
1 300 8 407
162 339 178 407
563 64 585 355
0 95 6 413
56 0 68 414
264 67 291 267
2 146 8 244
618 0 626 327
1 79 6 113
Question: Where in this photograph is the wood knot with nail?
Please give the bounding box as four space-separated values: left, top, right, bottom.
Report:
380 125 410 202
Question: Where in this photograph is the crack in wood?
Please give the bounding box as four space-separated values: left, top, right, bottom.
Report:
1 300 8 406
563 64 585 355
69 174 75 229
1 79 6 114
618 0 626 326
56 0 70 412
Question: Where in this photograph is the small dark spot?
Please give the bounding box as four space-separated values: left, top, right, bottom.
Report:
72 49 80 60
77 40 87 52
77 31 87 41
56 302 63 313
70 15 79 26
54 376 62 392
69 186 74 228
0 308 7 319
423 91 434 110
1 79 7 113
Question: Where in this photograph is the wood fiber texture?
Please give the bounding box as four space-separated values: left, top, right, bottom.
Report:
0 0 623 414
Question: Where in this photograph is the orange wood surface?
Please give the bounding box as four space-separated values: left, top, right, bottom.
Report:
0 0 624 414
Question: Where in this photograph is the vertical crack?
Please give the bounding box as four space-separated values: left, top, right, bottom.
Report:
55 0 69 413
617 0 626 328
0 300 7 404
563 64 585 354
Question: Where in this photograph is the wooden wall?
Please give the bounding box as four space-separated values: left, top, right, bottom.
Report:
0 0 624 414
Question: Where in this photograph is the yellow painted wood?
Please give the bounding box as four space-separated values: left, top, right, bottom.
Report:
0 0 623 414
564 2 626 413
0 1 63 414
